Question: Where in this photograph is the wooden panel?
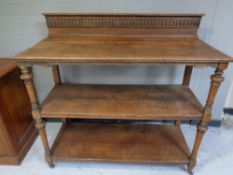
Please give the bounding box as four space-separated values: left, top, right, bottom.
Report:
41 84 202 120
0 62 38 165
0 117 15 157
0 69 32 142
51 123 190 164
0 59 16 78
0 122 38 165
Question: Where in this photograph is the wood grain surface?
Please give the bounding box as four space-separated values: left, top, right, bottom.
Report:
51 123 190 164
0 63 37 165
41 84 202 120
0 59 16 78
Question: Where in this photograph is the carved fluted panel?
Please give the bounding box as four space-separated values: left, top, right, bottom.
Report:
45 15 202 28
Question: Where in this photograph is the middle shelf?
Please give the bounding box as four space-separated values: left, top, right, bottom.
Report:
41 84 203 120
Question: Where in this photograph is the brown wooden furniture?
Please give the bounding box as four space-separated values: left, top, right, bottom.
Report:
12 14 232 174
0 59 38 165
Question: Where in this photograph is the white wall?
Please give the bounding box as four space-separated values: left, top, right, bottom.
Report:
209 0 233 108
0 0 232 119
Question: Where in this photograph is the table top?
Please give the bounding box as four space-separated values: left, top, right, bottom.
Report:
12 13 232 65
13 35 232 64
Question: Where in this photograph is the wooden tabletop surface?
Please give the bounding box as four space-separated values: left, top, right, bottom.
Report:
13 35 231 64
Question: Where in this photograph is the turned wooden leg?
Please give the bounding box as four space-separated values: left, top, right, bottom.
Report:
52 65 67 124
176 66 193 126
175 120 181 126
188 63 228 174
182 66 193 86
52 65 61 85
19 65 54 167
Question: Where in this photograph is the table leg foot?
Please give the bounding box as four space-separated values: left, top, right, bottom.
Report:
48 163 55 168
188 170 193 175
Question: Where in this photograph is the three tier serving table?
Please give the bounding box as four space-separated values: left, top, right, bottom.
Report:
13 13 232 174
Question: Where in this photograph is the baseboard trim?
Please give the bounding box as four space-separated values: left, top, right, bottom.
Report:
224 108 233 115
45 118 222 127
189 120 222 127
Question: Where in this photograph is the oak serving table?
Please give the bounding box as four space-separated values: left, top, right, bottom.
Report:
12 13 232 174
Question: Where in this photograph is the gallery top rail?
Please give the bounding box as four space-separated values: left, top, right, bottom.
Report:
43 13 204 29
12 13 232 65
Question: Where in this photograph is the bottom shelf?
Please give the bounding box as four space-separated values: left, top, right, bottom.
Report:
51 123 190 164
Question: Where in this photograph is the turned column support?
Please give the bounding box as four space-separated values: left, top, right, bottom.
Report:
188 63 228 174
19 65 54 167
